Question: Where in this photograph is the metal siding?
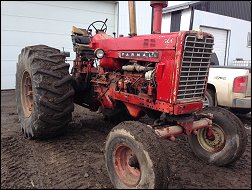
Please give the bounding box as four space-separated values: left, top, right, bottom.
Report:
162 8 191 32
1 1 117 90
193 10 251 66
189 7 194 30
118 1 129 36
118 1 152 36
192 1 251 21
200 26 228 66
180 8 191 31
170 10 182 32
136 1 152 35
161 13 171 33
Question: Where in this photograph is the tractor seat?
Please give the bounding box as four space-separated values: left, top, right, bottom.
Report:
72 35 90 45
71 26 93 52
71 26 91 45
72 26 88 36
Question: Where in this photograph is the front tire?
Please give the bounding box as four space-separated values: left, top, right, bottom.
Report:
16 45 74 139
188 107 247 166
105 121 170 189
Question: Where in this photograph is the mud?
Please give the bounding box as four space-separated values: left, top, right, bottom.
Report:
1 90 251 189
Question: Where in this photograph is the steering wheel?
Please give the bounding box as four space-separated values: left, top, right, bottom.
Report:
87 19 108 35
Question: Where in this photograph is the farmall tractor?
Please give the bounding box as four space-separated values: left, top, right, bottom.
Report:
16 1 247 189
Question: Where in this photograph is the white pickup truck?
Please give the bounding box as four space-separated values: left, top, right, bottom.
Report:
205 64 251 114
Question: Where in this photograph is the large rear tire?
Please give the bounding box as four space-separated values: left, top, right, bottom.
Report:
104 121 170 189
16 45 75 139
188 107 247 166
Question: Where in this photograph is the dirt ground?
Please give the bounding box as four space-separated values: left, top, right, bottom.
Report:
1 90 251 189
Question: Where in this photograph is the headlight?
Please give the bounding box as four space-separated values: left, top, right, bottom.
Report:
94 48 105 59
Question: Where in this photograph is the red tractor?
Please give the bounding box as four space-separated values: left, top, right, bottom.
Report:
16 1 247 189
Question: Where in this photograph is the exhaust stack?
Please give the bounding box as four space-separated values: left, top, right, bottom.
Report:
150 1 168 34
128 1 137 36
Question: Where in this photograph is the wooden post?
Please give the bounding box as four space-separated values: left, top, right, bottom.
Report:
128 1 137 36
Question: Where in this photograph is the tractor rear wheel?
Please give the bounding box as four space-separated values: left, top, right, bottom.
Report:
104 121 170 189
16 45 74 139
188 107 247 166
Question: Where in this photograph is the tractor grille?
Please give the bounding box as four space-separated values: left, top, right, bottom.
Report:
177 34 214 101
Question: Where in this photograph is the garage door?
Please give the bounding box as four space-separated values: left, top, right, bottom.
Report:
1 1 117 89
200 26 228 66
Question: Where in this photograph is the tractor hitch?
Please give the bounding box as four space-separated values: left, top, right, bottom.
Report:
154 116 213 141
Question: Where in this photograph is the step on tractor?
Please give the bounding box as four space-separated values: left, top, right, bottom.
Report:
16 1 247 189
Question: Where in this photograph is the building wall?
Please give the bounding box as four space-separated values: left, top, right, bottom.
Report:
1 1 118 90
170 10 182 32
161 13 171 33
193 10 251 65
1 1 153 89
180 8 191 31
162 8 191 33
199 26 229 66
192 1 251 22
118 1 152 36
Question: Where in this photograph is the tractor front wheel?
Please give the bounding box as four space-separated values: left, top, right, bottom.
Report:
104 121 170 189
16 45 74 139
188 107 247 166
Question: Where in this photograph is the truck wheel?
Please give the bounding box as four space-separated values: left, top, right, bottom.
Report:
105 121 170 189
203 89 215 107
188 107 247 166
16 45 74 139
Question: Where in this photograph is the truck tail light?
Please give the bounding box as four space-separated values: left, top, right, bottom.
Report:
233 76 248 93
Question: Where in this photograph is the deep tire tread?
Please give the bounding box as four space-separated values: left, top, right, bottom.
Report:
39 98 63 112
16 45 74 139
206 107 247 165
52 63 70 71
36 84 63 95
34 69 62 79
54 89 75 104
189 107 247 166
54 75 73 87
105 121 170 189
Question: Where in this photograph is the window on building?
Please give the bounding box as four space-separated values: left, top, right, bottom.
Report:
248 32 251 47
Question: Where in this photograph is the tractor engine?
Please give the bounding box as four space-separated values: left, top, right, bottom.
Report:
71 2 214 120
